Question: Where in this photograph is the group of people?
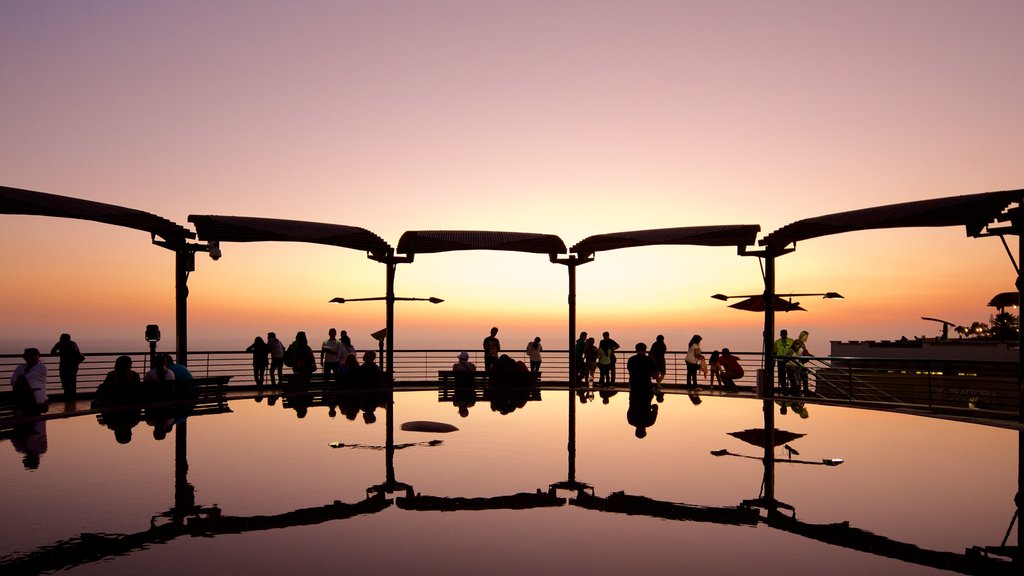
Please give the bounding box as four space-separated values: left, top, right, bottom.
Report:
773 329 813 395
573 331 625 386
482 327 545 375
245 329 381 388
571 332 746 391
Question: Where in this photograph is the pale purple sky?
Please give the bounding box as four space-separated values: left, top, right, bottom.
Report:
1 1 1022 352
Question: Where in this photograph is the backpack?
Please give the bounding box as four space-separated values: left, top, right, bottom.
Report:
283 346 296 368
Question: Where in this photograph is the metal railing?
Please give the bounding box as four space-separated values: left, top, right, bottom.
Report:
2 350 1018 418
0 349 764 392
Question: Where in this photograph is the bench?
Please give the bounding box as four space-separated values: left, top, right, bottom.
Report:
437 371 541 384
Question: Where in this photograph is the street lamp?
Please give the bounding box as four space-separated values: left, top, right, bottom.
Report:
711 292 843 312
329 296 444 376
330 297 443 304
711 291 844 301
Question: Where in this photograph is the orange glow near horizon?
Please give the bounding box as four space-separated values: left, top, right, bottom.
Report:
1 1 1022 353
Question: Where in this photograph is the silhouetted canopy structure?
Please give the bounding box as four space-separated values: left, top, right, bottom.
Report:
728 295 806 312
988 291 1019 309
187 215 391 258
397 230 566 256
1 185 194 245
760 189 1023 248
728 428 806 448
570 225 761 258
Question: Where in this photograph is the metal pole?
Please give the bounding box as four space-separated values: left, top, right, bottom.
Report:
762 251 777 503
568 258 577 388
175 248 190 367
385 259 396 380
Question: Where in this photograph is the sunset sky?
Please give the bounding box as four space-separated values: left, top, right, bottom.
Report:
2 1 1022 355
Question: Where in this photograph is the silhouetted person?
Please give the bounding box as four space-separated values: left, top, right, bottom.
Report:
627 342 657 393
685 334 704 389
526 337 543 373
718 348 744 390
50 333 84 398
321 328 342 382
597 338 614 386
707 350 721 387
599 332 620 383
774 329 794 392
286 331 317 385
649 334 667 385
452 351 477 387
93 356 143 444
483 327 501 372
246 336 269 386
145 353 175 384
574 331 588 384
359 350 382 388
336 353 361 388
165 354 193 381
10 347 48 417
267 332 286 386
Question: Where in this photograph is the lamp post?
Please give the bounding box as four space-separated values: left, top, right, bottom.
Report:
711 291 844 310
329 296 444 377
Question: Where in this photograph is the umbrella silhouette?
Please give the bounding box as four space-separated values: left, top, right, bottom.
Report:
727 295 806 312
728 428 805 448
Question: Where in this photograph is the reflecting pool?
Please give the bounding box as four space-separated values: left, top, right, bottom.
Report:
1 387 1019 575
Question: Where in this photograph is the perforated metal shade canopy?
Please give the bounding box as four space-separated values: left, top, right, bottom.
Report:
397 230 566 256
1 185 194 245
188 214 391 257
570 225 761 258
760 189 1023 248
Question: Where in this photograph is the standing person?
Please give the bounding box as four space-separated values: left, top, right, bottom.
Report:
718 348 744 390
339 330 356 362
321 328 342 383
245 336 269 386
482 327 501 372
286 331 317 385
773 329 795 392
597 339 614 386
584 337 598 385
627 342 657 393
599 332 620 383
790 330 812 395
649 334 667 384
685 335 704 389
267 332 285 386
50 333 85 398
574 331 588 384
10 348 48 416
526 337 543 374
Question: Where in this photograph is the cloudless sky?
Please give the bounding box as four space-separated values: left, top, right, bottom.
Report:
1 0 1022 355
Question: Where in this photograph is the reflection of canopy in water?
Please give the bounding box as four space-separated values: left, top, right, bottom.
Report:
728 428 805 448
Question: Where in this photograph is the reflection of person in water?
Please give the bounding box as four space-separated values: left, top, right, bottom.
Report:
93 355 143 444
626 390 658 438
11 418 47 469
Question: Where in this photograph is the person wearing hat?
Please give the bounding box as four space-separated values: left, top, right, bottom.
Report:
452 351 477 387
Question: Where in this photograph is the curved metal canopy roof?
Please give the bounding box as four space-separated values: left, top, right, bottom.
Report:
188 215 391 257
1 185 194 245
571 225 761 258
760 189 1023 248
397 230 566 256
